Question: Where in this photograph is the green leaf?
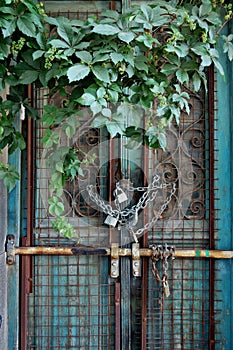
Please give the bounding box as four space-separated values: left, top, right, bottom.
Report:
201 55 212 67
169 104 181 124
192 72 201 92
176 69 189 84
56 17 74 45
32 50 44 60
151 7 170 26
15 131 26 150
96 87 106 99
108 89 118 102
65 125 76 138
92 115 107 128
125 65 134 78
102 10 119 21
42 129 60 148
134 56 148 72
157 132 166 150
118 31 135 44
212 58 224 76
92 24 120 35
67 64 90 82
92 65 110 83
17 15 36 37
92 53 109 64
49 39 70 48
106 120 123 137
75 51 92 64
0 166 20 192
55 161 64 173
20 70 39 84
199 2 212 17
0 41 9 59
48 196 64 216
225 42 233 61
102 108 111 118
2 19 16 37
161 64 177 75
110 52 124 65
0 6 15 14
90 101 103 115
77 93 96 106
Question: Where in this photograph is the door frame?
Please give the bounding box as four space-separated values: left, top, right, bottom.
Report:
2 6 233 350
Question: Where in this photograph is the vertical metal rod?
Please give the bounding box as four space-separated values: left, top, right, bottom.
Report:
109 138 115 244
110 1 116 10
141 135 149 350
208 63 215 350
21 84 34 350
141 255 148 350
115 282 121 350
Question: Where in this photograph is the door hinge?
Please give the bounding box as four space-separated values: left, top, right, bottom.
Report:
6 234 15 265
132 243 141 277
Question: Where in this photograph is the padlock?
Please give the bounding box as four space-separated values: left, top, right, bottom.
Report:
104 215 118 227
162 279 170 298
116 188 128 204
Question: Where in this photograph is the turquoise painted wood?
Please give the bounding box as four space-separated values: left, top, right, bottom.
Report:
0 149 8 350
7 147 21 350
214 20 233 350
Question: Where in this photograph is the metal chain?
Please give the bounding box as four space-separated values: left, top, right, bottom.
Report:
87 174 166 220
86 185 119 217
116 174 160 192
86 175 176 242
150 244 175 311
130 182 176 241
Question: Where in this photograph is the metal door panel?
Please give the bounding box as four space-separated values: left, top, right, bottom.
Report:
28 255 115 349
13 1 230 349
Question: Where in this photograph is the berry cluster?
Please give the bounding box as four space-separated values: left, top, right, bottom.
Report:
45 46 57 69
36 2 47 17
11 37 26 56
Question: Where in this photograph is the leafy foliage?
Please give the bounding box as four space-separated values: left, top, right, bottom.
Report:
0 0 232 237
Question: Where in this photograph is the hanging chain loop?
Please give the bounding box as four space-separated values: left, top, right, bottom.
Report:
87 175 176 242
150 244 175 311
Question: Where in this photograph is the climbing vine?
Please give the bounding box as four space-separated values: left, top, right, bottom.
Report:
0 0 232 237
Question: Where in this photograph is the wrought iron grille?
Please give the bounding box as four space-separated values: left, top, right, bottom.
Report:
23 4 221 350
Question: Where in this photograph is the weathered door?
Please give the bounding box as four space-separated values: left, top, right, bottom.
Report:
5 1 233 349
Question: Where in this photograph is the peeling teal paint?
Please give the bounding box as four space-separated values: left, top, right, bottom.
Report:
214 19 233 349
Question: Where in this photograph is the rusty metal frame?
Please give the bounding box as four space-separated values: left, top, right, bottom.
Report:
17 17 219 350
20 84 34 350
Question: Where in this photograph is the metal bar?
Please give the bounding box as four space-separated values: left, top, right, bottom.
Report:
21 84 34 350
141 254 148 350
208 63 216 350
9 246 233 259
110 1 116 10
141 141 149 350
115 282 121 350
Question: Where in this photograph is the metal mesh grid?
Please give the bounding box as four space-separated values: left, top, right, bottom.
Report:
24 3 220 350
146 259 210 350
28 255 115 349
